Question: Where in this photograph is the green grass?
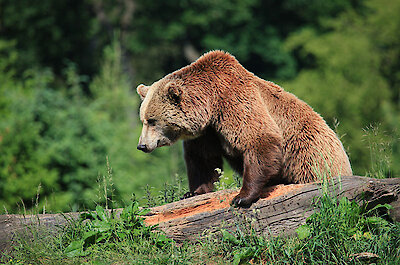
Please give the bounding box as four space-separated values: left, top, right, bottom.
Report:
207 190 400 265
2 173 400 265
2 140 400 265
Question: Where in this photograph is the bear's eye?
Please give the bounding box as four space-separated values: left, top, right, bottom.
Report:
147 119 156 126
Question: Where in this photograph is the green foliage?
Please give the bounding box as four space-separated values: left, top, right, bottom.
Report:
0 39 18 84
2 0 400 262
363 125 393 178
0 0 101 75
1 0 400 213
3 198 207 264
0 71 58 211
294 195 396 264
220 228 267 265
0 74 109 211
3 175 400 264
0 39 187 213
127 0 357 82
142 173 188 207
208 190 400 264
282 0 400 175
213 167 242 191
63 202 171 257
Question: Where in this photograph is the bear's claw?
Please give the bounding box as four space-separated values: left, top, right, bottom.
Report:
231 194 257 208
181 191 197 200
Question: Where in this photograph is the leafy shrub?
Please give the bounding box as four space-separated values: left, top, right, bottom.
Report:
294 195 398 264
212 187 400 264
0 40 187 213
63 201 172 257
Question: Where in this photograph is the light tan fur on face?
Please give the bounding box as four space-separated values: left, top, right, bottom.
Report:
137 79 190 152
137 81 164 152
137 121 160 152
138 82 156 121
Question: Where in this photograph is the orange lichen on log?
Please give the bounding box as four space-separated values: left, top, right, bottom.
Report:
144 192 236 226
144 184 304 226
260 184 305 199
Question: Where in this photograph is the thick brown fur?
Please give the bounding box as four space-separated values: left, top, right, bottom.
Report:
137 50 352 207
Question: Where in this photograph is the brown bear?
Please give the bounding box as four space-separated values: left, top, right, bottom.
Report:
136 50 352 207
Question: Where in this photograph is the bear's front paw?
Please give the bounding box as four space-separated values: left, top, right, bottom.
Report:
231 194 258 208
181 191 197 200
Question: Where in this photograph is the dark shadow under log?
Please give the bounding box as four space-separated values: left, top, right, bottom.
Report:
1 176 399 253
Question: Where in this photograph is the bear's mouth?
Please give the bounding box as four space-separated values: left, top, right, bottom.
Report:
157 139 171 148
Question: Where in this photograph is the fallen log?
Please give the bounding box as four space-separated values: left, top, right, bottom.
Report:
1 176 399 253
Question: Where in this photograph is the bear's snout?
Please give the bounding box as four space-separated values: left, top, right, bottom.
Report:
137 144 150 153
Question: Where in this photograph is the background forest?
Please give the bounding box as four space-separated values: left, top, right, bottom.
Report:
0 0 399 213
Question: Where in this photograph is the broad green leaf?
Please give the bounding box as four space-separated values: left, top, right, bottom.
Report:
64 240 84 257
366 216 389 226
221 229 239 245
296 225 311 240
96 205 108 222
232 247 255 265
366 203 393 215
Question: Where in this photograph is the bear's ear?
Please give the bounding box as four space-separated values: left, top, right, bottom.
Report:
167 85 182 105
136 84 149 101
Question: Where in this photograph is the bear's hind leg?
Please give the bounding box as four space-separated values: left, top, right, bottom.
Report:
183 129 223 198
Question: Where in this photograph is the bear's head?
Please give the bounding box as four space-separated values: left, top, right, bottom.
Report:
136 76 211 153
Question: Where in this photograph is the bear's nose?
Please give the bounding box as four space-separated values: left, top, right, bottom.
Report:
137 144 149 152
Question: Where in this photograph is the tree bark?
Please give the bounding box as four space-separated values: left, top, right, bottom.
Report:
1 176 399 253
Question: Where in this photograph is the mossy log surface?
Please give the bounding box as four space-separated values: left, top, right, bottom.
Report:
1 176 399 253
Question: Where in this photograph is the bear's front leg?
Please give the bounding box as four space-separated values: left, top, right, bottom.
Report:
232 143 282 208
183 129 223 198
